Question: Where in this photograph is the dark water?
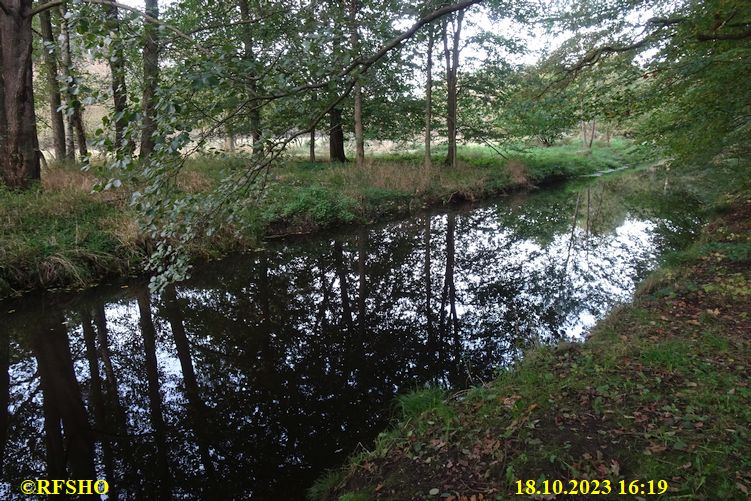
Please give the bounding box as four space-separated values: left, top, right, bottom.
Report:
0 172 701 499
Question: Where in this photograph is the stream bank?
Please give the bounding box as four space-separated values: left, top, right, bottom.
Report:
311 165 751 501
0 143 635 299
1 163 698 499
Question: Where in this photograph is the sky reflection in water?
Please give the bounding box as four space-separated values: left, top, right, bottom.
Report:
0 174 701 498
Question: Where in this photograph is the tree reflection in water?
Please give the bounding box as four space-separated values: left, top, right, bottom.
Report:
0 176 700 498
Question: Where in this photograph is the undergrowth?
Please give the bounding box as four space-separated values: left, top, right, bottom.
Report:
1 142 639 298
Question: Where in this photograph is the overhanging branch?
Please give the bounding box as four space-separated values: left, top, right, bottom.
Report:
30 0 188 39
187 10 287 35
255 0 483 101
696 29 751 41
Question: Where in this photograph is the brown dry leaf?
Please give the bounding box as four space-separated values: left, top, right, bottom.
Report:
501 395 521 409
646 443 668 454
610 459 621 476
431 439 447 449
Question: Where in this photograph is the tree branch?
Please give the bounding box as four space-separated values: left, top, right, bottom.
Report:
29 0 67 16
255 0 483 101
696 29 751 41
186 10 287 35
646 16 686 27
568 39 651 73
647 14 751 41
30 0 184 38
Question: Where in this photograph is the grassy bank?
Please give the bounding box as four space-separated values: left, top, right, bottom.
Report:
0 169 143 297
310 168 751 500
1 142 637 299
236 141 636 236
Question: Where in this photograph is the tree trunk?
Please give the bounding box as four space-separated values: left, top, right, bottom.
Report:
32 313 97 480
137 290 171 497
329 108 346 162
81 310 116 494
224 129 236 152
443 11 464 168
250 88 262 155
349 0 365 168
424 27 434 170
39 10 66 162
60 3 88 159
588 118 596 148
140 0 159 158
442 21 451 165
0 0 41 187
162 286 216 482
105 3 129 151
580 120 586 147
329 1 347 164
352 81 364 167
238 0 262 156
333 241 353 331
309 128 316 162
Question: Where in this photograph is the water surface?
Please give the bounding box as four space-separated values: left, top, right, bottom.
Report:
0 171 701 498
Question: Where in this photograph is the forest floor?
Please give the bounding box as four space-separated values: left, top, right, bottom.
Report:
311 177 751 500
0 141 638 299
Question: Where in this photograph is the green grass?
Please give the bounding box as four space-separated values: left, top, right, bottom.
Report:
259 141 639 232
375 141 634 174
0 180 142 296
1 142 642 298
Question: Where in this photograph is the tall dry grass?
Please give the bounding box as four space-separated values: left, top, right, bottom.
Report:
328 160 435 195
41 165 98 193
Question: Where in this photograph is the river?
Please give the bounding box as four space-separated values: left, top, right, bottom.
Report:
0 170 702 499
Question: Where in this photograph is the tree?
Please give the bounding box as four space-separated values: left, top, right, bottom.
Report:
441 9 464 168
104 2 130 151
329 0 348 163
140 0 159 157
551 0 751 164
423 24 434 169
0 0 41 187
60 2 88 160
349 0 364 168
238 0 262 155
39 9 66 161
